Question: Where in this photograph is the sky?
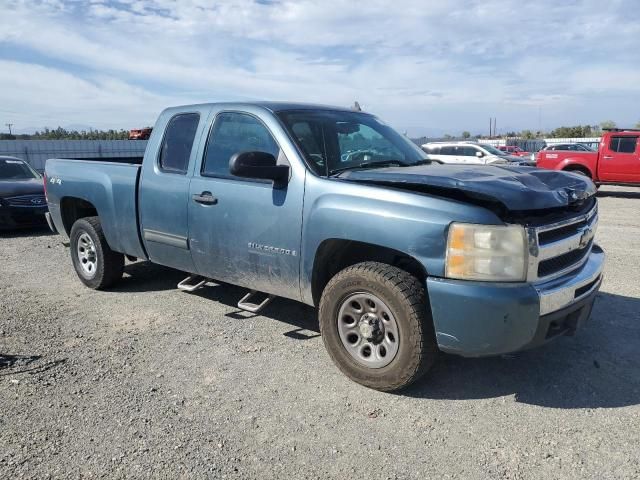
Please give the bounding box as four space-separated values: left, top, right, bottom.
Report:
1 0 639 137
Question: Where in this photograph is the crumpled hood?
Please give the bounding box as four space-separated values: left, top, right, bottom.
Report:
0 178 44 198
339 164 596 211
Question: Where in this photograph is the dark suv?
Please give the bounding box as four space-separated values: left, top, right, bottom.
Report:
0 156 48 230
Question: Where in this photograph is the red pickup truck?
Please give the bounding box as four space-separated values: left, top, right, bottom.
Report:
537 129 640 185
497 145 530 157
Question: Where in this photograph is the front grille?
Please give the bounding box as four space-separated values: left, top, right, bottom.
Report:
5 194 46 207
530 204 598 281
538 241 592 277
538 218 589 245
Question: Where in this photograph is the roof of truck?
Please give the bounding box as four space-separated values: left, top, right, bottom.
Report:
163 101 359 114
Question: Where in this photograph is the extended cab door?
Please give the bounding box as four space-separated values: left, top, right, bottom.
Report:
598 135 640 183
138 108 209 272
187 109 304 300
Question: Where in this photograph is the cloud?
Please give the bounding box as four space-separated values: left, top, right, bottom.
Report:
1 0 639 135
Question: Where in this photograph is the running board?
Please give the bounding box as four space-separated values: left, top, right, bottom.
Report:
177 275 207 292
237 290 275 313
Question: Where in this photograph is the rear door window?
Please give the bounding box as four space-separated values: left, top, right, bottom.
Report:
610 136 638 154
158 113 200 173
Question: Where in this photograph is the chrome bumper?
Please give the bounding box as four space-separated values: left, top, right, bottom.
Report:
536 245 604 316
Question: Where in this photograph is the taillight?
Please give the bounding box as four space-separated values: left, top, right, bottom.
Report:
43 172 48 200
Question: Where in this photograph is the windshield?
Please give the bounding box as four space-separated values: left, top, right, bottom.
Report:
277 110 429 175
479 144 508 156
0 158 39 180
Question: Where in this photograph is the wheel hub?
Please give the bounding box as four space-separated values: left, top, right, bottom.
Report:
358 313 383 341
77 232 98 278
336 292 400 369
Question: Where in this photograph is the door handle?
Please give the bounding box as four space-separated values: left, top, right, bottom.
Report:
192 191 218 205
603 155 614 159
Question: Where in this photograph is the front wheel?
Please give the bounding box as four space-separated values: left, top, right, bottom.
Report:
319 262 438 391
69 216 124 289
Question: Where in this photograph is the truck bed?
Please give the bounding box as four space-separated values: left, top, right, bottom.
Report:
45 158 147 259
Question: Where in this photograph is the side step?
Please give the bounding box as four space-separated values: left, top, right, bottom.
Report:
237 290 275 314
177 275 207 292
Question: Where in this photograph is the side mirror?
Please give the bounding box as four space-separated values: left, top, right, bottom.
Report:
475 151 484 157
229 151 289 183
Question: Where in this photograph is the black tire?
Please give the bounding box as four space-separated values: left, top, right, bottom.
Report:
566 167 591 178
69 216 124 289
319 262 438 392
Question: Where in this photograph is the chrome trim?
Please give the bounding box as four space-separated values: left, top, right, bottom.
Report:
526 203 598 282
536 247 604 316
143 229 189 250
535 204 597 233
537 213 597 259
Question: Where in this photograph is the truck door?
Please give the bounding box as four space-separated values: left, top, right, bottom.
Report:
598 135 640 182
138 110 207 272
187 110 304 300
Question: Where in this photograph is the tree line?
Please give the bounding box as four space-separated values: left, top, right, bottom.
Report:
441 120 640 141
0 126 130 141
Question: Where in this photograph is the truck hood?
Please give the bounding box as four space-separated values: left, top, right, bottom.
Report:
0 178 44 197
339 164 596 211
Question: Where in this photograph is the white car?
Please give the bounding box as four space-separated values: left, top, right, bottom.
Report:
421 142 534 166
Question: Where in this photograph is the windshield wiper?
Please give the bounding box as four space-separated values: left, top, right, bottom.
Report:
329 160 407 176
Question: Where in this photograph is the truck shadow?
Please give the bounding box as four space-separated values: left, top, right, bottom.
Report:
405 291 640 409
111 261 321 337
109 263 639 407
596 189 640 199
0 225 53 238
111 261 186 293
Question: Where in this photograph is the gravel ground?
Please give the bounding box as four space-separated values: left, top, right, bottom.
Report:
1 186 639 479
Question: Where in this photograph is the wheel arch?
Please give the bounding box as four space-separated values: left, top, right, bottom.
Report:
60 196 99 235
310 239 428 307
562 162 593 178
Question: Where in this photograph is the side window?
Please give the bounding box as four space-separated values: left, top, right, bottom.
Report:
202 112 280 177
459 146 478 157
610 136 638 154
440 146 455 155
158 113 200 173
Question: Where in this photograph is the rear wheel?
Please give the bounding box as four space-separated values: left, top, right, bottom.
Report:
319 262 438 392
565 167 591 178
70 217 124 289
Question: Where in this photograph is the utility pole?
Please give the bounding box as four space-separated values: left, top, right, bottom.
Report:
5 123 13 135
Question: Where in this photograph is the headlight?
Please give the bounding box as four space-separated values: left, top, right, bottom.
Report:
445 223 527 281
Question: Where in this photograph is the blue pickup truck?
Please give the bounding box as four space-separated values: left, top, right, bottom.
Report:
44 102 604 391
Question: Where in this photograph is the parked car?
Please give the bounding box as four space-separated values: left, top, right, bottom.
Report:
0 156 48 230
129 127 152 140
542 143 595 152
497 145 531 157
537 129 640 184
45 102 603 391
578 141 600 151
422 141 535 166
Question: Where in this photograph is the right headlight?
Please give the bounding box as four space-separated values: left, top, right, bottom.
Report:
445 223 528 281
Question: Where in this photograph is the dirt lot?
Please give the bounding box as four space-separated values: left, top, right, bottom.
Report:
1 186 639 479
